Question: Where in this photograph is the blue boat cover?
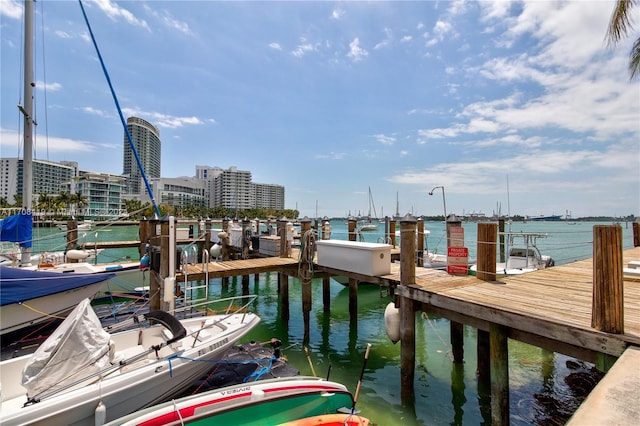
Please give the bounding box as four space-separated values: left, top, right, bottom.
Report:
0 266 115 306
0 212 33 248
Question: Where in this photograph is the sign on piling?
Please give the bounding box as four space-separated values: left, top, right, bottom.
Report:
447 246 468 275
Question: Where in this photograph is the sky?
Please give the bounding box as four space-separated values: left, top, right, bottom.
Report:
1 0 638 219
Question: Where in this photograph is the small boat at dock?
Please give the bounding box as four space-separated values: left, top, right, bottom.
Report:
0 297 260 426
0 266 115 336
103 376 369 426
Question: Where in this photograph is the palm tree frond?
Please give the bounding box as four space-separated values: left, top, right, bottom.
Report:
630 37 640 79
607 0 636 45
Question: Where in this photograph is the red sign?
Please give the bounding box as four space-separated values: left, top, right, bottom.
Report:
447 246 468 275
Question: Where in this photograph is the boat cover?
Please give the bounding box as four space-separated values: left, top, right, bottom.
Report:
0 212 32 248
0 266 115 306
21 299 112 397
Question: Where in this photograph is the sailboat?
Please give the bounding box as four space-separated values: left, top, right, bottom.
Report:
0 1 118 337
357 187 378 232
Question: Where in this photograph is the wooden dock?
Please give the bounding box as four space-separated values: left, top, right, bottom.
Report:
384 246 640 362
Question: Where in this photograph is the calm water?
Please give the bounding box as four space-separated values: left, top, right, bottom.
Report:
28 220 636 425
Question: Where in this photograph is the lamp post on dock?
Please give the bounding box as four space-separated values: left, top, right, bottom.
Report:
428 186 447 221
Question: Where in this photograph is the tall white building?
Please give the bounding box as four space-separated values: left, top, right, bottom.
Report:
1 157 127 219
0 158 76 206
142 177 207 212
195 165 284 211
123 117 161 196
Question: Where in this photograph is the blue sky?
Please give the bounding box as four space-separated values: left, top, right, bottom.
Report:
1 0 638 219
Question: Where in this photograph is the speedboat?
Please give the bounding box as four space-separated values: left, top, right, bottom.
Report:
0 297 261 425
469 231 555 277
104 376 369 426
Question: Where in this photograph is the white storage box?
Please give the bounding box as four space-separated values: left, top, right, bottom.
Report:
259 236 281 256
316 240 392 276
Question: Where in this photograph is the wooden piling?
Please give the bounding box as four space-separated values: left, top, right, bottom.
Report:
348 217 357 241
633 221 640 247
399 214 417 402
592 225 624 334
390 218 396 248
498 218 505 263
476 223 497 282
417 219 424 267
490 323 509 426
65 219 78 263
138 217 150 259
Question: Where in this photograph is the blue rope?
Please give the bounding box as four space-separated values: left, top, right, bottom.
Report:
77 0 160 217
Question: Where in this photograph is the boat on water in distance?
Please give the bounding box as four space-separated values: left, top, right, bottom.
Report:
527 214 563 221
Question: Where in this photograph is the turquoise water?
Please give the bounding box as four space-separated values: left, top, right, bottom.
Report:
28 220 636 425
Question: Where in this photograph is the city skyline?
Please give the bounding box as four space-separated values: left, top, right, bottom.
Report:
1 1 638 219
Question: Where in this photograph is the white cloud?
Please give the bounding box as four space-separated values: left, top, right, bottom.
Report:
347 38 368 62
93 0 150 31
269 42 282 51
0 0 22 19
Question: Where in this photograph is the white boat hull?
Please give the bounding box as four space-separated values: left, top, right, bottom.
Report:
0 311 261 426
0 282 107 336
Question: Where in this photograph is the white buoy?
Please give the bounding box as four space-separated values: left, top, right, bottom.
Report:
210 242 222 259
66 249 89 260
94 400 106 426
384 302 400 344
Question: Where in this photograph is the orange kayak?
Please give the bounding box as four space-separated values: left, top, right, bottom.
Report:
278 413 371 426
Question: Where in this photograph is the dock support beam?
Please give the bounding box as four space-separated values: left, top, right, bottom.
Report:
490 323 509 426
399 214 417 402
65 219 78 263
592 225 624 371
477 223 497 282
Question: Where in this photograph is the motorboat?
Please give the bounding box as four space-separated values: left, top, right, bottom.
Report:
0 266 115 336
103 376 369 426
469 231 555 276
0 297 261 425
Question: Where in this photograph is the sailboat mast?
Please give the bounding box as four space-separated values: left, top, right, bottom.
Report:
20 0 35 265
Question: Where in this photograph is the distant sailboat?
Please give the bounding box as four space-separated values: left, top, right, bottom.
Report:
358 187 378 231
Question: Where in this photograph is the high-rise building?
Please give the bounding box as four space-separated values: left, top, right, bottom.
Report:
0 158 76 206
123 117 161 196
195 165 284 211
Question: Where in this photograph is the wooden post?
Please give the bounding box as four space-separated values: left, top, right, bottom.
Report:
280 273 289 322
322 276 331 313
66 218 78 263
450 321 464 364
490 323 509 426
300 217 313 342
498 218 505 263
399 214 416 402
417 218 424 267
205 217 212 261
633 221 640 247
348 217 357 241
446 215 464 362
390 218 397 248
138 217 149 259
476 223 497 282
476 329 490 384
278 218 288 258
241 217 251 259
592 225 624 334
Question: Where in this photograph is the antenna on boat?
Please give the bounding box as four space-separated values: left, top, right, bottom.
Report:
78 0 161 218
